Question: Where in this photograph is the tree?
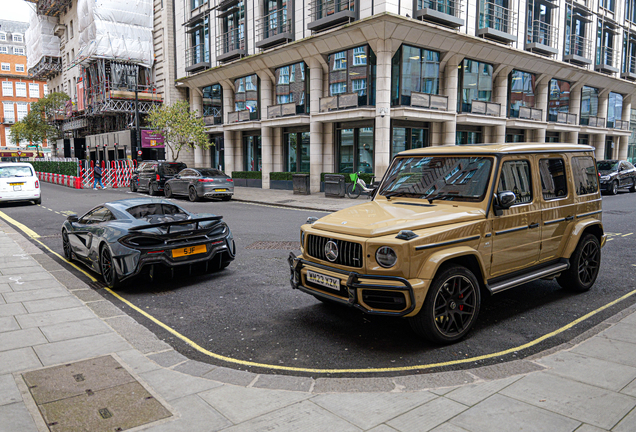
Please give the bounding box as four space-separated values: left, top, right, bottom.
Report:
147 100 210 161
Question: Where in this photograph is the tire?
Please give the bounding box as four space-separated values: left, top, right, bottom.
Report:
409 265 481 344
629 178 636 193
608 180 618 195
34 197 41 205
164 184 173 198
346 182 361 199
130 180 137 192
149 182 160 196
100 245 121 289
221 195 232 201
62 229 73 261
557 233 601 292
188 187 200 202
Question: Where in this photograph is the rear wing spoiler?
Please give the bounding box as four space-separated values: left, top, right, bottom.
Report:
129 216 223 234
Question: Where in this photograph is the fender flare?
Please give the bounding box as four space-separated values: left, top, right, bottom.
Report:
562 220 604 259
417 246 489 286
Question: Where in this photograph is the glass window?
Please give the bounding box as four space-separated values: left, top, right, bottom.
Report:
333 51 346 70
243 135 261 171
275 62 308 113
29 83 39 98
596 20 617 67
580 86 599 125
3 102 15 121
202 84 222 122
391 125 429 157
0 47 6 54
220 0 245 55
0 33 5 41
548 79 571 122
234 74 258 119
571 156 599 195
2 81 13 97
328 45 375 106
508 70 536 118
607 92 623 128
14 48 24 55
1 63 9 71
15 82 26 97
391 45 440 106
456 127 483 145
337 126 374 173
284 131 310 172
459 59 493 112
505 129 525 143
12 34 23 43
498 160 533 204
16 103 28 120
539 159 568 199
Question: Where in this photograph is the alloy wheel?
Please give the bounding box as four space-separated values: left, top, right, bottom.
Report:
578 240 600 285
433 275 478 338
62 230 72 260
100 247 115 285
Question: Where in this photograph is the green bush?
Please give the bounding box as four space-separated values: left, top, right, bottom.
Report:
270 172 309 181
321 172 375 184
31 161 78 176
231 171 262 180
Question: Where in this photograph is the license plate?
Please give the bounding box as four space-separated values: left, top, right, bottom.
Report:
172 244 207 258
306 270 340 291
215 188 227 192
13 186 22 191
9 183 24 186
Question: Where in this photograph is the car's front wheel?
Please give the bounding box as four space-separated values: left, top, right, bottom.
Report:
608 180 618 195
100 245 121 289
557 233 601 292
149 182 160 196
62 229 73 261
164 184 173 198
409 265 481 344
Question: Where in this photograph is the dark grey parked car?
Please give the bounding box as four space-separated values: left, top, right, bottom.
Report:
597 160 636 195
164 168 234 202
136 161 187 196
61 198 235 288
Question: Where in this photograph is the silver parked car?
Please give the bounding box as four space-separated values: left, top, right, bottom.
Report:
164 168 234 201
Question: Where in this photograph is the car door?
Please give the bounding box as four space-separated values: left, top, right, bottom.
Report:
68 207 108 259
490 156 542 277
174 169 193 195
618 162 629 188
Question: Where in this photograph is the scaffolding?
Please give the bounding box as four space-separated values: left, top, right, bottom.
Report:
26 8 62 79
25 0 72 17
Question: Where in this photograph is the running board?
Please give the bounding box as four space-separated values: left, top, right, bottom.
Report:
487 262 570 294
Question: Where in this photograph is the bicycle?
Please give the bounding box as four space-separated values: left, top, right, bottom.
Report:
346 172 376 199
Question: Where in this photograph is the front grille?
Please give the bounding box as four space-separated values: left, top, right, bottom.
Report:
306 235 363 268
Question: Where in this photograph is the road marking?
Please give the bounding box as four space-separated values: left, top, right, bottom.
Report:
2 210 635 374
607 238 614 241
623 233 633 237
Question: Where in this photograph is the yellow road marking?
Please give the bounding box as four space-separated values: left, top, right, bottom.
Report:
2 210 635 373
0 212 40 238
607 238 614 241
623 233 633 237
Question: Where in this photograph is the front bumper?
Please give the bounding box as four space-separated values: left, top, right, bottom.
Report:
288 252 417 317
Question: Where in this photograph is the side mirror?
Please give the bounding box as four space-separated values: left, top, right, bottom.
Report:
67 214 79 223
497 191 517 209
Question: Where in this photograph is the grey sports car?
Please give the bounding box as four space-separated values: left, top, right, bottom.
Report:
61 198 235 288
164 168 234 202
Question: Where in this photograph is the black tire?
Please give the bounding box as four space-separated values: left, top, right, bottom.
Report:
130 180 137 192
608 180 618 195
557 233 601 292
188 187 200 202
164 184 173 198
221 195 232 201
62 229 73 261
100 245 121 289
346 182 361 199
149 182 160 196
629 178 636 193
34 197 41 205
409 265 481 344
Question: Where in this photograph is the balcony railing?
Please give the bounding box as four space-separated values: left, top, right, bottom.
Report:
595 46 619 73
185 43 210 72
216 29 246 62
202 106 222 125
255 9 293 49
551 112 578 124
526 20 558 54
409 92 449 111
622 55 636 80
581 116 605 127
611 119 630 130
564 34 593 65
476 0 518 43
415 0 464 28
319 93 360 112
267 102 299 118
308 0 356 32
518 106 543 121
470 100 502 116
227 110 257 123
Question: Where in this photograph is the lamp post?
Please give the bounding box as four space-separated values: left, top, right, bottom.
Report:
135 64 141 162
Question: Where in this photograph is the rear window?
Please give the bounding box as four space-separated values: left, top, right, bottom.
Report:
572 156 599 195
160 163 186 175
198 168 225 177
0 166 33 178
127 204 188 219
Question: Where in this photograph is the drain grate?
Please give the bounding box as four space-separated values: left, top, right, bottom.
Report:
246 241 301 250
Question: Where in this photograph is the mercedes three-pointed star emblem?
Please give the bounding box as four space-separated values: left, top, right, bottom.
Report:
324 240 338 262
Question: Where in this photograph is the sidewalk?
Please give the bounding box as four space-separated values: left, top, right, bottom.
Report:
2 191 636 431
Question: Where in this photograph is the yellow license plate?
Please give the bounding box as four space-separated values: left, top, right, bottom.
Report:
9 183 24 186
215 188 227 192
172 244 207 258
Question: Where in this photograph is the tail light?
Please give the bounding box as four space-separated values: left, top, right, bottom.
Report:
35 180 39 188
227 178 233 182
156 174 161 181
198 179 214 182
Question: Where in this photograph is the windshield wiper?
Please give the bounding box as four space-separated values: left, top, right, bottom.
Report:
427 194 458 204
383 191 419 199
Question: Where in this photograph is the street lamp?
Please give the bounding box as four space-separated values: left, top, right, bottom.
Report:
135 64 141 162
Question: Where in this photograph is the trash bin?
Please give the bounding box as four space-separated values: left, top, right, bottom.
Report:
324 174 346 198
292 173 310 195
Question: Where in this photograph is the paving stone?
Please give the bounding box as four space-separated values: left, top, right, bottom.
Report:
445 375 523 407
0 402 39 432
470 360 545 380
140 394 231 432
571 337 636 368
620 311 636 326
0 302 26 317
115 350 162 375
148 350 189 368
0 348 41 375
199 385 311 424
312 391 435 430
0 265 48 276
573 425 610 432
538 351 636 391
449 394 581 432
611 408 636 432
9 278 64 292
139 368 223 401
252 374 313 392
86 300 125 319
104 315 172 354
429 424 470 432
386 396 467 432
2 287 69 304
429 386 460 396
499 373 636 430
31 254 65 271
365 425 400 432
313 377 395 393
0 328 47 352
0 374 21 406
22 296 82 314
70 288 104 302
202 367 258 387
51 270 89 290
219 399 362 432
16 307 96 329
0 316 19 332
392 371 475 392
0 294 4 304
172 360 217 378
39 318 112 343
599 323 636 345
0 272 56 284
0 283 10 293
33 333 131 366
621 378 636 397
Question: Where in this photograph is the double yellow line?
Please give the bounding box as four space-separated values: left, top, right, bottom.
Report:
1 209 635 374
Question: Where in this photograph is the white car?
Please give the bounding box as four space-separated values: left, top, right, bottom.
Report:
0 162 41 205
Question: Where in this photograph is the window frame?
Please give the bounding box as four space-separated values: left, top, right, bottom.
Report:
497 159 534 206
571 156 599 195
539 158 569 200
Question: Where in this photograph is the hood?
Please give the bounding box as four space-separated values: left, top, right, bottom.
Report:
312 200 486 237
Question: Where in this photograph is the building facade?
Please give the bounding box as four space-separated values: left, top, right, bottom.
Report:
0 19 48 157
175 0 636 192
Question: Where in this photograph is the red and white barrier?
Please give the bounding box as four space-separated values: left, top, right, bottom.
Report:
36 159 137 190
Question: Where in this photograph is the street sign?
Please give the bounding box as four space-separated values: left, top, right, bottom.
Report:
137 150 142 156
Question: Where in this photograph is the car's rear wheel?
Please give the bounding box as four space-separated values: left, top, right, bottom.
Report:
34 197 41 205
557 233 601 292
409 265 481 344
164 184 173 198
100 245 121 289
130 180 137 192
149 182 160 196
62 230 73 261
629 178 636 193
188 187 199 202
609 180 618 195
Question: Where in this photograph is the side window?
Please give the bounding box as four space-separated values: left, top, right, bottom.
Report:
571 156 599 195
79 207 109 224
498 160 533 205
539 158 568 200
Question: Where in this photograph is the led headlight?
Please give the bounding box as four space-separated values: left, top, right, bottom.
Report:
300 229 305 247
600 175 610 181
376 246 397 268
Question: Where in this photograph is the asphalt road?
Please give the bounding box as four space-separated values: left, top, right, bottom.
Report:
1 183 635 377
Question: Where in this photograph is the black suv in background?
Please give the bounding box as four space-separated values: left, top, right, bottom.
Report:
597 160 636 195
130 161 156 192
133 161 187 196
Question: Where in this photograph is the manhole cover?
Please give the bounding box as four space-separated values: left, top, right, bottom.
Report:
246 241 301 250
22 356 172 432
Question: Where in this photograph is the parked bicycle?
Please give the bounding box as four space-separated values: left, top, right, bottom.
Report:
346 172 376 199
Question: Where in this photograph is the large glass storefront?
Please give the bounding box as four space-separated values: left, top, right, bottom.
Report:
548 79 571 122
209 135 224 170
580 86 599 126
284 130 310 172
243 134 261 171
337 123 374 173
607 92 624 128
390 45 440 106
328 45 376 107
391 121 429 157
202 84 222 124
508 69 536 118
274 62 309 114
458 59 493 113
505 128 526 143
546 132 560 143
456 126 483 144
234 74 259 120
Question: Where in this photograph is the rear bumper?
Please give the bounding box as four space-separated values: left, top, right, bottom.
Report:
0 190 40 202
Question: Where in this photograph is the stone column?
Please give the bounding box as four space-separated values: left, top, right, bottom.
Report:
598 92 609 128
569 85 581 119
566 131 579 144
618 96 632 160
535 79 549 143
190 90 204 166
443 121 456 145
309 60 324 194
444 56 459 115
493 125 506 144
593 134 605 160
430 122 443 146
221 83 235 174
258 73 273 189
533 128 546 143
374 39 392 179
492 70 509 144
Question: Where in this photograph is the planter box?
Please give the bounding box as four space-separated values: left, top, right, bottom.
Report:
247 179 262 188
233 178 247 187
270 180 293 190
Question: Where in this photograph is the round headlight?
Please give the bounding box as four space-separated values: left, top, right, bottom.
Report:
376 246 397 268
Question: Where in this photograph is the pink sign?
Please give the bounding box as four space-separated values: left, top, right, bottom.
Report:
141 130 165 148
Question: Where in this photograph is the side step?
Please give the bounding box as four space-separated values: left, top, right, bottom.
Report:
487 262 569 294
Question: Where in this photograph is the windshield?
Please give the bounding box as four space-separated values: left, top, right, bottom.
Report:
198 168 225 177
596 161 618 171
127 204 189 221
161 163 187 175
378 156 494 202
0 166 33 178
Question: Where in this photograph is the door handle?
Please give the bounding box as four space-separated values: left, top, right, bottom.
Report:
529 223 539 229
565 215 574 221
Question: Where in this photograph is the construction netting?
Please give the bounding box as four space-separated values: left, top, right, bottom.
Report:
25 7 62 71
77 0 154 69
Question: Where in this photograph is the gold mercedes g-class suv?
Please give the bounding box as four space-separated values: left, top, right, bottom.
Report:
289 144 605 344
